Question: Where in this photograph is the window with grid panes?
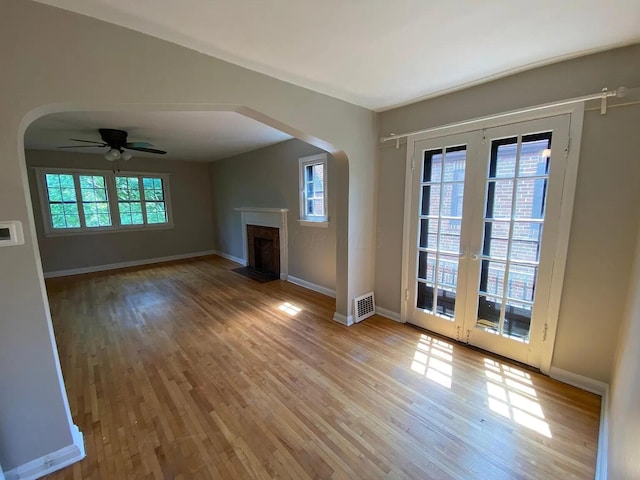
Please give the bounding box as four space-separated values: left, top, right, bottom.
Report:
115 175 169 226
298 153 328 224
44 173 82 229
142 177 168 224
79 175 112 227
37 169 171 233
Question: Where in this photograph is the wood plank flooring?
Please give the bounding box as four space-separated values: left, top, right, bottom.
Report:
44 255 600 479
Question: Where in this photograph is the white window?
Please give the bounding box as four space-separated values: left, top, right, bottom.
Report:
115 175 169 226
36 168 172 234
299 153 328 226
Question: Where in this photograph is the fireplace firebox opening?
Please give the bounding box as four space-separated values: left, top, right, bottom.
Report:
247 224 280 277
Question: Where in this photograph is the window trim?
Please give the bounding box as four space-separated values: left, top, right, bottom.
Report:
298 153 328 226
35 167 173 236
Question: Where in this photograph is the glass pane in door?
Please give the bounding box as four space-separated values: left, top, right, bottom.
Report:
416 146 466 319
476 133 552 342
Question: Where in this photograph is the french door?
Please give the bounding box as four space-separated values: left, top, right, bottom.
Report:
406 115 571 368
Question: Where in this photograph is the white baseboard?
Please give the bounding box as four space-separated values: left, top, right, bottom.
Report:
375 306 403 323
595 385 609 480
5 425 85 480
549 366 608 395
333 312 354 326
212 250 245 266
287 276 336 298
549 364 609 477
44 250 217 278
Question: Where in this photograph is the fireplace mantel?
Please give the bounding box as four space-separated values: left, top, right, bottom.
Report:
235 208 288 213
235 207 288 280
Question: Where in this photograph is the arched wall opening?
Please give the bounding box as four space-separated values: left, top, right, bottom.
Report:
5 100 355 475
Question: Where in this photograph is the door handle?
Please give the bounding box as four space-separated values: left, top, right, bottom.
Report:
471 253 480 261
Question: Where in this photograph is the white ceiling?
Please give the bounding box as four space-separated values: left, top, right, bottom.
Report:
25 111 293 162
34 0 640 110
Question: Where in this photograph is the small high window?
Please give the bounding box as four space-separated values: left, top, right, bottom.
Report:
299 153 328 226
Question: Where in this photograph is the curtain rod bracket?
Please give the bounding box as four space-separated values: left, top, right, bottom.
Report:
601 88 608 115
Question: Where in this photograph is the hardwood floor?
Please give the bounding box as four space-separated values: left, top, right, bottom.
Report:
44 255 600 479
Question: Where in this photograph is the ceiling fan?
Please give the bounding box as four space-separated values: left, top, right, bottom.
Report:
58 128 167 161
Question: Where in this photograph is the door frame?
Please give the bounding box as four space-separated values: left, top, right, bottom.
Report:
400 103 585 375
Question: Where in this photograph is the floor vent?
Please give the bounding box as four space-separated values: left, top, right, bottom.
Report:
354 292 376 323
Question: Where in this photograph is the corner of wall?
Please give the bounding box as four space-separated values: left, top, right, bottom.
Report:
4 425 85 480
332 312 353 326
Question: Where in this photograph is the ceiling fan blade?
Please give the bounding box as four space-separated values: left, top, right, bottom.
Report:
126 147 167 155
58 145 106 149
125 142 154 149
68 138 107 145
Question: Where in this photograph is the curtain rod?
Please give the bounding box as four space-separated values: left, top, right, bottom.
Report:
379 86 629 145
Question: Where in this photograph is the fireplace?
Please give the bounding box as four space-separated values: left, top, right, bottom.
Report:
247 225 280 277
236 207 288 280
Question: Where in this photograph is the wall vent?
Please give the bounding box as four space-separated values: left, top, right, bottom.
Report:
354 292 376 323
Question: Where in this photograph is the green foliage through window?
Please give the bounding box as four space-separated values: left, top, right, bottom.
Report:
143 177 167 224
41 171 170 232
115 176 168 225
79 175 112 228
45 173 81 229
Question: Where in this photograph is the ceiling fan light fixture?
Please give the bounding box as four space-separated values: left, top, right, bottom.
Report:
104 148 121 161
61 129 167 158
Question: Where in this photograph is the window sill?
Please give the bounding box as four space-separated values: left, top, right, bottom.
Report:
298 219 329 228
43 223 174 237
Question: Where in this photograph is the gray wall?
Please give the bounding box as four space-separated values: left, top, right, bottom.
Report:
375 43 640 383
26 150 215 273
609 226 640 479
210 139 336 291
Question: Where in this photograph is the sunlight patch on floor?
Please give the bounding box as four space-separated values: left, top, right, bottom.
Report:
278 302 302 316
484 358 552 438
410 334 453 389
